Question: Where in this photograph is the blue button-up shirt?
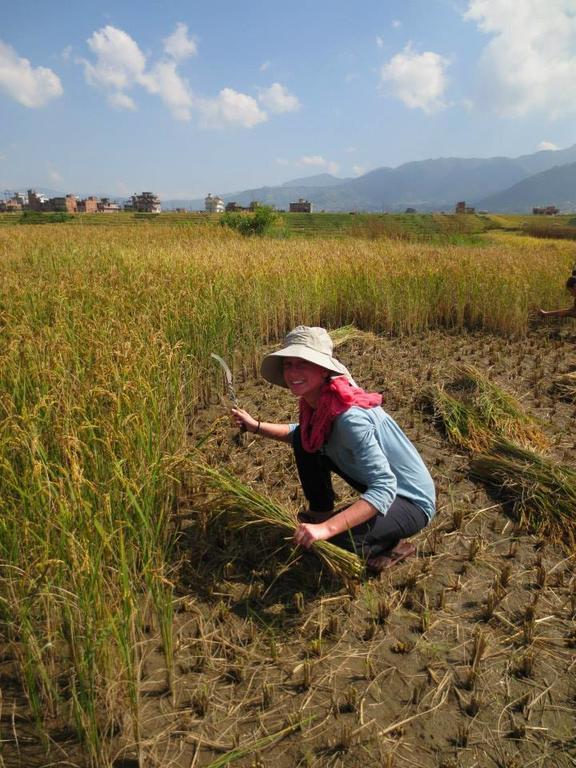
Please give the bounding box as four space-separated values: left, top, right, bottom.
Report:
292 406 436 519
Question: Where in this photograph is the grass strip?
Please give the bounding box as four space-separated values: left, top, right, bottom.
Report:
470 439 576 549
191 459 364 581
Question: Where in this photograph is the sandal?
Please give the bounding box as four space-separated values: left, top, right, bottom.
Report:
366 541 416 572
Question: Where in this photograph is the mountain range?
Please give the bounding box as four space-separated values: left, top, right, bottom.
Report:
165 144 576 213
8 144 576 213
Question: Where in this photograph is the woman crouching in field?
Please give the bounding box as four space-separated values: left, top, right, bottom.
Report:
231 326 435 572
538 269 576 319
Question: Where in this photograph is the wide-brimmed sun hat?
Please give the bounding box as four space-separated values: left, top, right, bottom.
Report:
260 326 355 388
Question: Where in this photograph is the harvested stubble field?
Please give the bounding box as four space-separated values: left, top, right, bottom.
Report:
0 222 575 768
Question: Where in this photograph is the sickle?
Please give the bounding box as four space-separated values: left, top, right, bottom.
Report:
211 353 241 409
211 353 246 435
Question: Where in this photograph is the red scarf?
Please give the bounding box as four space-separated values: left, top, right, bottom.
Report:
299 376 382 453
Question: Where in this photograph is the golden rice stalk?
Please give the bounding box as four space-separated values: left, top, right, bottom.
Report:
190 459 364 581
549 371 576 402
470 439 576 549
423 364 548 453
330 324 378 348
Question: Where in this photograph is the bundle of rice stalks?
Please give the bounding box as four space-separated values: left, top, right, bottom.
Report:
190 459 365 581
330 324 377 348
549 371 576 402
423 364 548 453
470 439 576 549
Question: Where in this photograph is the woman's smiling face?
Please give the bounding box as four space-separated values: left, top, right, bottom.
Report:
282 357 328 405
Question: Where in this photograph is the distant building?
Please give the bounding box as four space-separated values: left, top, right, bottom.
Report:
128 192 161 213
0 196 24 212
205 193 225 213
0 192 26 211
289 198 313 213
532 206 559 215
77 196 99 213
27 189 48 211
455 201 475 214
50 195 78 213
225 201 243 212
405 207 417 214
97 198 121 213
2 189 125 214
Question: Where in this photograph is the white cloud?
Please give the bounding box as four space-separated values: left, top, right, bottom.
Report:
163 23 197 61
538 141 560 151
84 25 146 92
0 40 63 108
276 157 290 166
108 91 136 110
392 20 402 29
83 25 193 120
465 0 576 118
260 60 271 72
83 24 288 129
352 164 366 176
376 36 384 49
258 82 300 113
199 88 267 128
141 60 193 121
299 155 340 174
61 46 72 62
380 43 449 113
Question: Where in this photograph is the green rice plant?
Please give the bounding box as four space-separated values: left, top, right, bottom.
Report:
549 371 576 402
423 364 548 453
470 439 576 549
190 459 364 581
0 218 574 762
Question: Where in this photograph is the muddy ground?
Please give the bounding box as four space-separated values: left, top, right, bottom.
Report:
4 323 576 767
154 322 576 768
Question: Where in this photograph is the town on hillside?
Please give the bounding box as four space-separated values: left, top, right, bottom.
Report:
204 193 313 214
0 190 161 214
0 190 316 215
0 190 563 217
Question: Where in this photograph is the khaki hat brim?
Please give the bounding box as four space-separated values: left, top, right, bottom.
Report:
260 345 351 388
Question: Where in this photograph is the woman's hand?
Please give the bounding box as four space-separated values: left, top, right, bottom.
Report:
231 408 259 433
294 522 331 549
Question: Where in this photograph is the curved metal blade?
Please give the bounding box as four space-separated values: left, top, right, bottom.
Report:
210 353 240 409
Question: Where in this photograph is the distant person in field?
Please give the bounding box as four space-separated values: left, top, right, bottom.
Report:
231 326 435 572
538 268 576 319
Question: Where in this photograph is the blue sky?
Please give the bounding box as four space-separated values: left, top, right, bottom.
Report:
1 0 575 199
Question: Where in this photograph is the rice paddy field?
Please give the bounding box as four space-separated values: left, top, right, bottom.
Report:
0 218 575 768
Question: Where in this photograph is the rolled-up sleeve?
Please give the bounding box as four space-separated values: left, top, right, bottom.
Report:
334 410 397 515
